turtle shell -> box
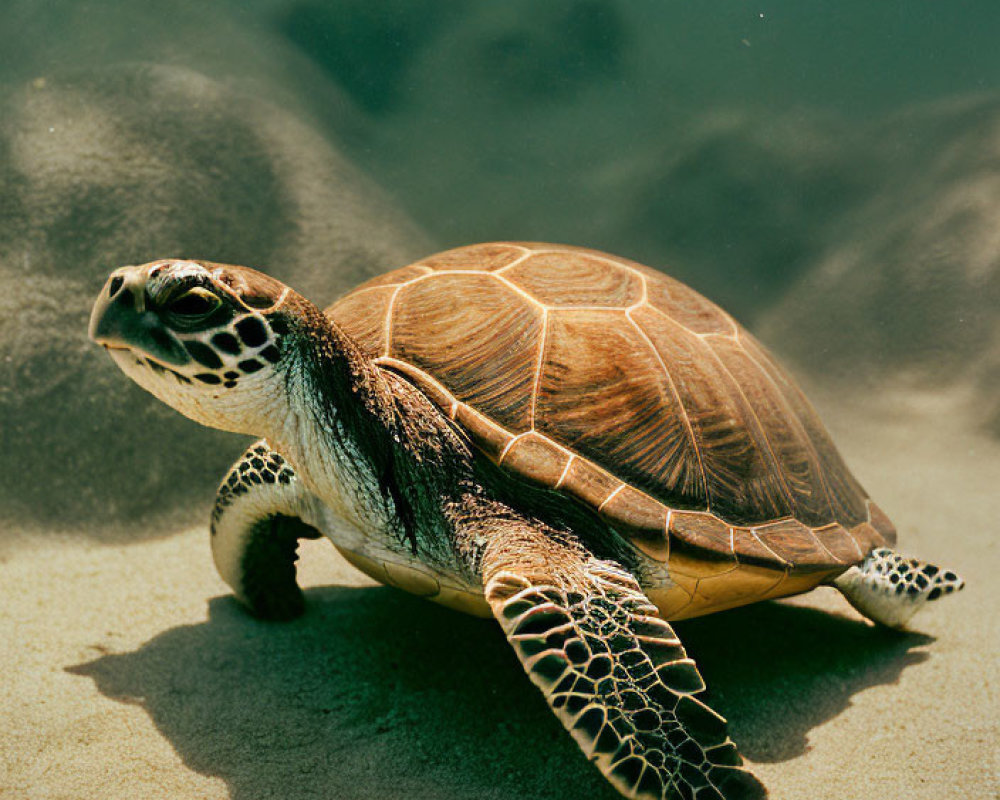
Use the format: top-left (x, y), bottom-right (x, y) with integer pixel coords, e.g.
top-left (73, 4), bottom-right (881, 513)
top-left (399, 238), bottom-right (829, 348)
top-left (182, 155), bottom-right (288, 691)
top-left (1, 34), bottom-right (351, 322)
top-left (326, 243), bottom-right (895, 572)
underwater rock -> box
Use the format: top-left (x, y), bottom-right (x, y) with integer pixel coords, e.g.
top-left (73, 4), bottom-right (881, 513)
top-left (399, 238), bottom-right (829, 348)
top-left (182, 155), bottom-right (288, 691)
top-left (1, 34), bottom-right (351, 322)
top-left (0, 64), bottom-right (428, 533)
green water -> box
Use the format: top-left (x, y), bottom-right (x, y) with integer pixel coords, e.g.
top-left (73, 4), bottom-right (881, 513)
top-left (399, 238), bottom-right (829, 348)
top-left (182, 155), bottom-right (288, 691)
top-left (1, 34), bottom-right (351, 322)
top-left (1, 1), bottom-right (997, 525)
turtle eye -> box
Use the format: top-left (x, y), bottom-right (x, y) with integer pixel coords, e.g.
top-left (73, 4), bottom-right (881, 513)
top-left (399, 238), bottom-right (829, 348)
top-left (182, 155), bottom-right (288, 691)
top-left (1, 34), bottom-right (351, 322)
top-left (167, 287), bottom-right (221, 317)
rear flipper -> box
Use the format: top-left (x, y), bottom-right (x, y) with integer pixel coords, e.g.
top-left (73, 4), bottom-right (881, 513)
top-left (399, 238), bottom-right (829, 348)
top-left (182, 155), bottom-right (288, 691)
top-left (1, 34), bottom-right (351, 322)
top-left (833, 547), bottom-right (965, 628)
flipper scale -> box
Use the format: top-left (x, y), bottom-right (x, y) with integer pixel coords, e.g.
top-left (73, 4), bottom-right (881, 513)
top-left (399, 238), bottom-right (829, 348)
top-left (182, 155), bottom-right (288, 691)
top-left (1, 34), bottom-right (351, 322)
top-left (485, 559), bottom-right (765, 800)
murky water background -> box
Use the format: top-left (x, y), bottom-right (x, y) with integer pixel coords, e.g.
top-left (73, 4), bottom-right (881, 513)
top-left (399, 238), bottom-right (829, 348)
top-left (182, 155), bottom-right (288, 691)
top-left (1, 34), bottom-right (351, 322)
top-left (1, 4), bottom-right (997, 799)
top-left (2, 1), bottom-right (998, 530)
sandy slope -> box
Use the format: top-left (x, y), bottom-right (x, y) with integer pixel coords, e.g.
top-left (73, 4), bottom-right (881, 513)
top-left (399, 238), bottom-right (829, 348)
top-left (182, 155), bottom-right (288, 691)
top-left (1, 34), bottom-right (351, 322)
top-left (3, 389), bottom-right (996, 800)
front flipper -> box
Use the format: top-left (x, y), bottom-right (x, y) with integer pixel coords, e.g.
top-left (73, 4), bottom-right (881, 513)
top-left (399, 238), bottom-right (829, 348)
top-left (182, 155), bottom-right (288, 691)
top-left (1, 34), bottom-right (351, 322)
top-left (211, 439), bottom-right (323, 620)
top-left (482, 543), bottom-right (764, 799)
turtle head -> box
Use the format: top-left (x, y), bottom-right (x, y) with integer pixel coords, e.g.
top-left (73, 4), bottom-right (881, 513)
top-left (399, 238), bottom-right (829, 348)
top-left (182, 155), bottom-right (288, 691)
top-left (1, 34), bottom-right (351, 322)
top-left (90, 259), bottom-right (307, 436)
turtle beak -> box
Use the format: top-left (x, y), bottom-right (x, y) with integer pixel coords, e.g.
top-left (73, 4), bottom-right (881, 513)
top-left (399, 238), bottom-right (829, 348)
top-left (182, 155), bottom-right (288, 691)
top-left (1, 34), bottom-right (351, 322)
top-left (89, 266), bottom-right (191, 367)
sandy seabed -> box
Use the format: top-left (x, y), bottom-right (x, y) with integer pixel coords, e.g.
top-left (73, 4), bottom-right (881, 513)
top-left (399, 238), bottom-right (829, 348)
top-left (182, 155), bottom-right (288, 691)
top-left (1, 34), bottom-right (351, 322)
top-left (2, 388), bottom-right (996, 800)
top-left (2, 3), bottom-right (998, 798)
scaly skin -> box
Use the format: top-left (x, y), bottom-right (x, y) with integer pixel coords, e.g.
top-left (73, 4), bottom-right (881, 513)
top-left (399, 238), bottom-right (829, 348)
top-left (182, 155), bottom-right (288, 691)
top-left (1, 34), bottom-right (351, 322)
top-left (834, 547), bottom-right (965, 628)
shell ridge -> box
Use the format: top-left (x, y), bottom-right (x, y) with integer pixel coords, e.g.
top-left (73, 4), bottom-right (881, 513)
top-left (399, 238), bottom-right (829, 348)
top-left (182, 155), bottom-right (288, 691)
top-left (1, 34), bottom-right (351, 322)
top-left (491, 271), bottom-right (550, 312)
top-left (390, 271), bottom-right (543, 431)
top-left (529, 309), bottom-right (550, 428)
top-left (697, 335), bottom-right (798, 517)
top-left (554, 454), bottom-right (575, 489)
top-left (498, 432), bottom-right (527, 465)
top-left (748, 529), bottom-right (789, 566)
top-left (844, 528), bottom-right (866, 560)
top-left (492, 249), bottom-right (536, 274)
top-left (382, 283), bottom-right (405, 357)
top-left (374, 357), bottom-right (460, 410)
top-left (806, 526), bottom-right (844, 564)
top-left (633, 270), bottom-right (649, 306)
top-left (597, 484), bottom-right (625, 513)
top-left (642, 278), bottom-right (741, 339)
top-left (737, 332), bottom-right (843, 522)
top-left (625, 308), bottom-right (709, 510)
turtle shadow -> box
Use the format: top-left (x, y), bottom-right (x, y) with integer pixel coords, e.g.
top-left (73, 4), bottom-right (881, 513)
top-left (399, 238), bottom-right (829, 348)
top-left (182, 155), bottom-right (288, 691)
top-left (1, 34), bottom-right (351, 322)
top-left (68, 585), bottom-right (931, 799)
top-left (675, 593), bottom-right (933, 763)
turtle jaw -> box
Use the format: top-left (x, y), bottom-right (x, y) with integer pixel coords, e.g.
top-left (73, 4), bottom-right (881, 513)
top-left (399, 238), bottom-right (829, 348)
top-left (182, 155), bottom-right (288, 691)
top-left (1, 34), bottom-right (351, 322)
top-left (90, 267), bottom-right (192, 367)
top-left (90, 260), bottom-right (300, 438)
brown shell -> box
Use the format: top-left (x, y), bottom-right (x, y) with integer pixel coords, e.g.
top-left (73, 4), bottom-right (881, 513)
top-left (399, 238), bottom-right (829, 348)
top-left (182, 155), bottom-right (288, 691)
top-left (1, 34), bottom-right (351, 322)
top-left (327, 243), bottom-right (896, 572)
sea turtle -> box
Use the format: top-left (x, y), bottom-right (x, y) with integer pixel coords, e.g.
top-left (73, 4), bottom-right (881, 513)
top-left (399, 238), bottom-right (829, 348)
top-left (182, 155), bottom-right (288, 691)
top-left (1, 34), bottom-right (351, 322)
top-left (89, 242), bottom-right (964, 800)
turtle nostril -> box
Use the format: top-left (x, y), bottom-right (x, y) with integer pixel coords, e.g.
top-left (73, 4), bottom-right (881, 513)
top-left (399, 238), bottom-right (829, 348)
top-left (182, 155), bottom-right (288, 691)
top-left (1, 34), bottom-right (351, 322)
top-left (114, 287), bottom-right (135, 307)
top-left (108, 275), bottom-right (125, 298)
